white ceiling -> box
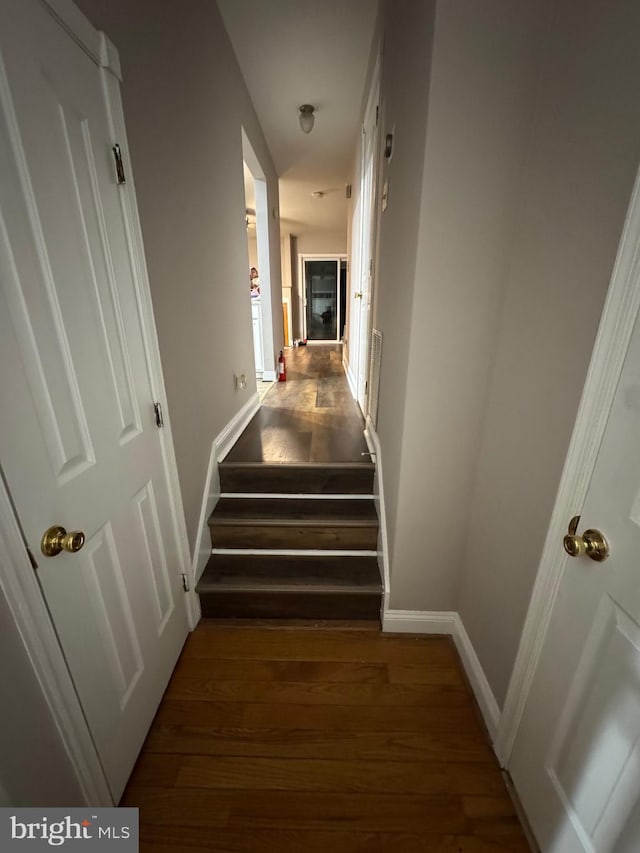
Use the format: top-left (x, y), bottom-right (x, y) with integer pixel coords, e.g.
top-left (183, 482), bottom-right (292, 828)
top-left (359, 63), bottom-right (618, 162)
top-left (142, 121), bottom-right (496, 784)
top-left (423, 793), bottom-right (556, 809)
top-left (218, 0), bottom-right (379, 241)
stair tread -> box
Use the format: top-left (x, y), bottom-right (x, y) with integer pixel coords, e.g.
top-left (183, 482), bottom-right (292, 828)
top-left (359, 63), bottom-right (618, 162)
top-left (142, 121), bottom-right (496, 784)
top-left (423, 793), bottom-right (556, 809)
top-left (218, 462), bottom-right (375, 470)
top-left (209, 497), bottom-right (378, 526)
top-left (198, 554), bottom-right (382, 594)
top-left (218, 462), bottom-right (375, 495)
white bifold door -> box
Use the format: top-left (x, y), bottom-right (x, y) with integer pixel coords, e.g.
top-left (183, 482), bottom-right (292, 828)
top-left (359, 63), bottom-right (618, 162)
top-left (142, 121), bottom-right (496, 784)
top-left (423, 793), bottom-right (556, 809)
top-left (0, 1), bottom-right (189, 801)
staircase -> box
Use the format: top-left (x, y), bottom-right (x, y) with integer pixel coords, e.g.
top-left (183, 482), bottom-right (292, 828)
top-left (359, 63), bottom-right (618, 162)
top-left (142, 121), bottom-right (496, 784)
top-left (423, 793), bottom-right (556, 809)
top-left (196, 461), bottom-right (382, 620)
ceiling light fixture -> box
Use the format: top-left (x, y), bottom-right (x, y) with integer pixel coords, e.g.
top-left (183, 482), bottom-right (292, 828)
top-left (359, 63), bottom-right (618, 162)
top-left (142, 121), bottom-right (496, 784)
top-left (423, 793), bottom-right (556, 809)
top-left (298, 104), bottom-right (315, 134)
top-left (311, 191), bottom-right (324, 198)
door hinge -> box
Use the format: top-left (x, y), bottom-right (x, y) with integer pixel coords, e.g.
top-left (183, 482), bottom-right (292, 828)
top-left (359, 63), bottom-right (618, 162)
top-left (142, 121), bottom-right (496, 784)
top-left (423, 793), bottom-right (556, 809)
top-left (181, 573), bottom-right (190, 592)
top-left (112, 143), bottom-right (126, 184)
top-left (153, 401), bottom-right (164, 428)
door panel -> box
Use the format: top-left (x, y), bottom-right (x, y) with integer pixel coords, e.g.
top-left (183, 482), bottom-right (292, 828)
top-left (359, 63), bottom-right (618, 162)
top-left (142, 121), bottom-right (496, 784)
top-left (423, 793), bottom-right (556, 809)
top-left (509, 290), bottom-right (640, 850)
top-left (0, 1), bottom-right (188, 801)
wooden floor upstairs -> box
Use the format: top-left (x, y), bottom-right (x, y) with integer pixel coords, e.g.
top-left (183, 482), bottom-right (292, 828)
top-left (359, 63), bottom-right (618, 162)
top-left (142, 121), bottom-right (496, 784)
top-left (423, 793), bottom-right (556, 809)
top-left (223, 344), bottom-right (370, 465)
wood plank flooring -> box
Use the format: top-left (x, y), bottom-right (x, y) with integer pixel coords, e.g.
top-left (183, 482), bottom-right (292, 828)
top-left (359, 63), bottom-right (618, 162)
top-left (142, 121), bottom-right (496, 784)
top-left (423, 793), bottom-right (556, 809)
top-left (122, 623), bottom-right (531, 852)
top-left (225, 345), bottom-right (369, 463)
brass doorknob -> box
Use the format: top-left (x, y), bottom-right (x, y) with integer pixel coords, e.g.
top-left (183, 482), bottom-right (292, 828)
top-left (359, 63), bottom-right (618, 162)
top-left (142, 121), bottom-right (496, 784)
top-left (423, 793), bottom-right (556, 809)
top-left (563, 516), bottom-right (609, 562)
top-left (41, 525), bottom-right (85, 557)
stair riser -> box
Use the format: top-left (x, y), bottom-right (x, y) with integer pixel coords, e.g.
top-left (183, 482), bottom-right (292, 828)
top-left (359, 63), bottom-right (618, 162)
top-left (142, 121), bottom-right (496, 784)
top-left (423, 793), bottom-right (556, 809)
top-left (219, 467), bottom-right (374, 495)
top-left (210, 525), bottom-right (378, 550)
top-left (199, 591), bottom-right (381, 620)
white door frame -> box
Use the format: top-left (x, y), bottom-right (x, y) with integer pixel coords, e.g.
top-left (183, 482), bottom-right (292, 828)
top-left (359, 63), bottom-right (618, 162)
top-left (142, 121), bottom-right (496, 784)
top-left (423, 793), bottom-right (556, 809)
top-left (242, 130), bottom-right (277, 381)
top-left (495, 163), bottom-right (640, 768)
top-left (0, 0), bottom-right (199, 805)
top-left (300, 253), bottom-right (347, 343)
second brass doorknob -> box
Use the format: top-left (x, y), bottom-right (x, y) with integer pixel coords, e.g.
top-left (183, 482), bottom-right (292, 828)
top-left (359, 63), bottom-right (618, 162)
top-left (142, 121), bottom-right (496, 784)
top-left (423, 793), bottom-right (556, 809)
top-left (41, 525), bottom-right (85, 557)
top-left (563, 516), bottom-right (609, 562)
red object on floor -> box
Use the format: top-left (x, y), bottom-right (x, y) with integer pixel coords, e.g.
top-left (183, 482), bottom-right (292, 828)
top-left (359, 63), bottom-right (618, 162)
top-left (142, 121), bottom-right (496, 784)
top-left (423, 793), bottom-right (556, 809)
top-left (278, 350), bottom-right (287, 382)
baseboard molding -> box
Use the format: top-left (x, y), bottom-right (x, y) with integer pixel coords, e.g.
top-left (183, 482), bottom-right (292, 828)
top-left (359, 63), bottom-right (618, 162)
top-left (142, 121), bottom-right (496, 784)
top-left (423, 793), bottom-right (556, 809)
top-left (345, 362), bottom-right (357, 400)
top-left (216, 392), bottom-right (260, 462)
top-left (191, 393), bottom-right (260, 585)
top-left (364, 417), bottom-right (388, 613)
top-left (191, 441), bottom-right (221, 585)
top-left (452, 614), bottom-right (501, 742)
top-left (383, 609), bottom-right (457, 634)
top-left (382, 608), bottom-right (501, 743)
top-left (262, 369), bottom-right (277, 382)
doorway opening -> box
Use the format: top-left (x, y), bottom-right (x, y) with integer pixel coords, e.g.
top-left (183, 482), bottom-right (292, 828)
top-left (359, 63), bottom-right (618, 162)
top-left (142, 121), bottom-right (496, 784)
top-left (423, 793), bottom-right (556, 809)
top-left (300, 254), bottom-right (347, 343)
top-left (242, 129), bottom-right (276, 380)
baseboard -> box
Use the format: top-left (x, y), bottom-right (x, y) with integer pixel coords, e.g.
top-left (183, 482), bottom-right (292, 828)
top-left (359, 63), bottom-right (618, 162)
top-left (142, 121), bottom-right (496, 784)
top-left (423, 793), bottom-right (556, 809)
top-left (452, 614), bottom-right (501, 742)
top-left (191, 392), bottom-right (260, 585)
top-left (364, 417), bottom-right (388, 610)
top-left (345, 362), bottom-right (357, 400)
top-left (216, 392), bottom-right (260, 462)
top-left (262, 369), bottom-right (277, 382)
top-left (382, 609), bottom-right (458, 634)
top-left (191, 441), bottom-right (221, 585)
top-left (382, 608), bottom-right (501, 743)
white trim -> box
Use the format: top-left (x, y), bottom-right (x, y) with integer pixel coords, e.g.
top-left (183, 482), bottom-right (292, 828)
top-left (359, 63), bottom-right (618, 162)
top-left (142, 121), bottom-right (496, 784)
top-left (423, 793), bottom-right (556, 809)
top-left (191, 392), bottom-right (260, 583)
top-left (364, 417), bottom-right (389, 610)
top-left (262, 369), bottom-right (277, 382)
top-left (496, 163), bottom-right (640, 767)
top-left (219, 493), bottom-right (375, 500)
top-left (382, 609), bottom-right (457, 634)
top-left (453, 614), bottom-right (501, 741)
top-left (0, 477), bottom-right (112, 806)
top-left (191, 440), bottom-right (221, 586)
top-left (382, 609), bottom-right (501, 742)
top-left (211, 548), bottom-right (379, 557)
top-left (98, 33), bottom-right (122, 81)
top-left (40, 1), bottom-right (121, 79)
top-left (100, 67), bottom-right (200, 628)
top-left (216, 392), bottom-right (260, 462)
top-left (345, 359), bottom-right (358, 401)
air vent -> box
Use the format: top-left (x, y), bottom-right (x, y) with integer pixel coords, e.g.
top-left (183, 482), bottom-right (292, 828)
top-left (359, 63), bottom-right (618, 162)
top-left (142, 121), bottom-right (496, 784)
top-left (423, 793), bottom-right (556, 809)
top-left (367, 329), bottom-right (382, 428)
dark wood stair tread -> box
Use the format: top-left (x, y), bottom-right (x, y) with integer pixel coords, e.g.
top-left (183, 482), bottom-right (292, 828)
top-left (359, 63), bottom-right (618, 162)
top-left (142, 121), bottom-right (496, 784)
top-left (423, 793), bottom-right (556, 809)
top-left (209, 498), bottom-right (378, 527)
top-left (218, 462), bottom-right (375, 494)
top-left (198, 554), bottom-right (382, 593)
top-left (197, 554), bottom-right (382, 620)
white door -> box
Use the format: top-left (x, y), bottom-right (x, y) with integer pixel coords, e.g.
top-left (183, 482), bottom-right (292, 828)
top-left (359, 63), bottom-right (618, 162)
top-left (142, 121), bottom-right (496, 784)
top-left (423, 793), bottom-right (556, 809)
top-left (0, 1), bottom-right (189, 801)
top-left (355, 98), bottom-right (376, 411)
top-left (509, 271), bottom-right (640, 845)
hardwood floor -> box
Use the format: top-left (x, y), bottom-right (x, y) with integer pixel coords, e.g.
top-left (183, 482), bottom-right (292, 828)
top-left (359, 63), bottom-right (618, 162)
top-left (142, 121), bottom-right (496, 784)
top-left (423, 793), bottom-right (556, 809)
top-left (225, 345), bottom-right (369, 464)
top-left (122, 624), bottom-right (531, 852)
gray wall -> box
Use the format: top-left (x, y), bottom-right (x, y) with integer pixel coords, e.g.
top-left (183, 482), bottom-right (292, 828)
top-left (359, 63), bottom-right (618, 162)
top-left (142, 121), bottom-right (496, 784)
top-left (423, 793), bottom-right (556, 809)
top-left (76, 0), bottom-right (282, 550)
top-left (376, 0), bottom-right (547, 599)
top-left (375, 0), bottom-right (640, 707)
top-left (457, 0), bottom-right (640, 705)
top-left (374, 0), bottom-right (436, 563)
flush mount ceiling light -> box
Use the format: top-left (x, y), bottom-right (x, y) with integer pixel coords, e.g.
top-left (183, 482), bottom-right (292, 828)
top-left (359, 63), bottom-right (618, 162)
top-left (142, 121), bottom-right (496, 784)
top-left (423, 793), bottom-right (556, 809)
top-left (298, 104), bottom-right (315, 134)
top-left (311, 191), bottom-right (324, 198)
